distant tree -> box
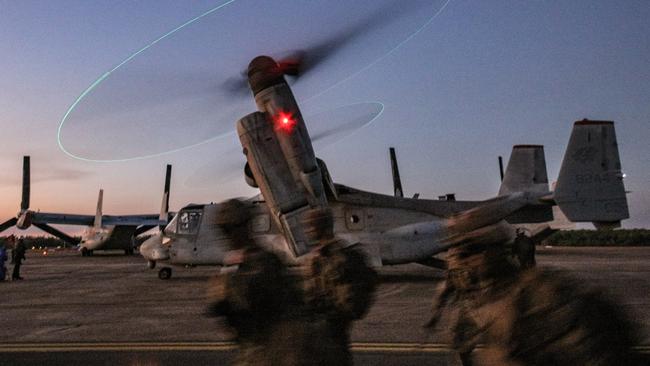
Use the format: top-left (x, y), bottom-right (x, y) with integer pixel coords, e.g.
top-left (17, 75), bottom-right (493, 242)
top-left (0, 235), bottom-right (80, 249)
top-left (545, 229), bottom-right (650, 246)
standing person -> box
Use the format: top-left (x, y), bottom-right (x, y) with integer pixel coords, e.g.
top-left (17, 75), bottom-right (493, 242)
top-left (0, 241), bottom-right (8, 281)
top-left (12, 238), bottom-right (26, 280)
top-left (512, 228), bottom-right (535, 268)
top-left (7, 235), bottom-right (16, 264)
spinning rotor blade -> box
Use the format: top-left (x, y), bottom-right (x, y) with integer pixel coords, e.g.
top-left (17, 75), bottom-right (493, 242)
top-left (0, 218), bottom-right (18, 234)
top-left (60, 1), bottom-right (445, 161)
top-left (222, 0), bottom-right (429, 94)
top-left (32, 223), bottom-right (81, 246)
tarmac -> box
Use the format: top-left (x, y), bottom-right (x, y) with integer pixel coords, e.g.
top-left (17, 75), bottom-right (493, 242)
top-left (1, 246), bottom-right (649, 365)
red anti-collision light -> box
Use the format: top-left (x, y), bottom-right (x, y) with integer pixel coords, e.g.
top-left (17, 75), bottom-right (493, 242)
top-left (274, 111), bottom-right (296, 132)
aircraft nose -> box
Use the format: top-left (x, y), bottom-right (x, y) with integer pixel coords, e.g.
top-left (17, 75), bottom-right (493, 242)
top-left (140, 233), bottom-right (169, 261)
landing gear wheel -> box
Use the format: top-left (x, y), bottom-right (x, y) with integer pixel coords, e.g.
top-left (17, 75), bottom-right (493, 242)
top-left (81, 248), bottom-right (90, 257)
top-left (148, 260), bottom-right (156, 269)
top-left (158, 267), bottom-right (172, 280)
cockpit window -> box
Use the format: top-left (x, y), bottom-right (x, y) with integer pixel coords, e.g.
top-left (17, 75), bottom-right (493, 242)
top-left (176, 210), bottom-right (203, 235)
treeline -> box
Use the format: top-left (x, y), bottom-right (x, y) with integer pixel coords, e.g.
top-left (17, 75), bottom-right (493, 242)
top-left (0, 235), bottom-right (153, 249)
top-left (0, 236), bottom-right (80, 248)
top-left (544, 229), bottom-right (650, 246)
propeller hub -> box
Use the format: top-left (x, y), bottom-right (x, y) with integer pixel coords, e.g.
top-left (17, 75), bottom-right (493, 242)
top-left (247, 56), bottom-right (287, 95)
top-left (16, 210), bottom-right (33, 230)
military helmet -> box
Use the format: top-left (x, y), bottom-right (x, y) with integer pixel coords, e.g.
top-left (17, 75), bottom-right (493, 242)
top-left (215, 198), bottom-right (252, 227)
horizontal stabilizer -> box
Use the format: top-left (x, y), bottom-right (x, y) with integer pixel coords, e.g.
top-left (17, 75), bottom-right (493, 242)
top-left (554, 120), bottom-right (629, 227)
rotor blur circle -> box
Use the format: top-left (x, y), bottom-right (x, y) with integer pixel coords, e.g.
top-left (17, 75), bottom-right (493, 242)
top-left (58, 0), bottom-right (450, 162)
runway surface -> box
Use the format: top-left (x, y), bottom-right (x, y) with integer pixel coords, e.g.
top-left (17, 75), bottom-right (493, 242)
top-left (2, 246), bottom-right (649, 365)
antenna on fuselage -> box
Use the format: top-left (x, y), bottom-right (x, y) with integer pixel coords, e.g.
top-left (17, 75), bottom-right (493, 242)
top-left (389, 147), bottom-right (404, 198)
top-left (498, 156), bottom-right (505, 182)
top-left (164, 164), bottom-right (171, 214)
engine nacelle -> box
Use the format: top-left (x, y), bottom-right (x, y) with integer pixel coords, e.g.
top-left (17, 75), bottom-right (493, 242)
top-left (16, 211), bottom-right (33, 230)
top-left (253, 83), bottom-right (327, 207)
top-left (238, 56), bottom-right (331, 257)
top-left (238, 112), bottom-right (322, 257)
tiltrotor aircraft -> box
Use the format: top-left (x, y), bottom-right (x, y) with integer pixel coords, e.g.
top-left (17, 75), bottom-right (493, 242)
top-left (140, 55), bottom-right (628, 279)
top-left (0, 157), bottom-right (172, 256)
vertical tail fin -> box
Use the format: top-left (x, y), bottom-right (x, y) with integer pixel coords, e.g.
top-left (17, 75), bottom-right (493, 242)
top-left (554, 120), bottom-right (628, 228)
top-left (94, 189), bottom-right (103, 229)
top-left (498, 145), bottom-right (549, 196)
top-left (21, 156), bottom-right (30, 211)
top-left (499, 145), bottom-right (552, 223)
top-left (389, 147), bottom-right (404, 198)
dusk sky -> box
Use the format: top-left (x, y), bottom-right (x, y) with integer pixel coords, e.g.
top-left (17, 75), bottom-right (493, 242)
top-left (1, 0), bottom-right (649, 235)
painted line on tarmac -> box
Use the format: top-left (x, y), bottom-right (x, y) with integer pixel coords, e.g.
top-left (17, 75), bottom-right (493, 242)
top-left (1, 343), bottom-right (649, 354)
top-left (1, 342), bottom-right (446, 353)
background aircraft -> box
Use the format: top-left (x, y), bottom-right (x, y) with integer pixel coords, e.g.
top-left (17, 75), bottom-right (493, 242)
top-left (140, 55), bottom-right (628, 279)
top-left (0, 157), bottom-right (172, 256)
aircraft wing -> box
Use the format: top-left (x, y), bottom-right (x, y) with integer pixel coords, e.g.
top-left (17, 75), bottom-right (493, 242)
top-left (32, 212), bottom-right (165, 227)
top-left (32, 212), bottom-right (95, 226)
top-left (97, 214), bottom-right (166, 226)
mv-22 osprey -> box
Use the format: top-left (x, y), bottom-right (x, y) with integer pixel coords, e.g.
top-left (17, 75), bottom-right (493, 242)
top-left (0, 157), bottom-right (171, 256)
top-left (141, 56), bottom-right (629, 279)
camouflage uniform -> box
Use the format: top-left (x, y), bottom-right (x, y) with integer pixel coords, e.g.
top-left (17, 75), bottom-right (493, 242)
top-left (303, 240), bottom-right (377, 364)
top-left (475, 269), bottom-right (645, 366)
top-left (208, 247), bottom-right (347, 366)
top-left (427, 224), bottom-right (644, 366)
top-left (428, 240), bottom-right (518, 366)
top-left (207, 204), bottom-right (376, 366)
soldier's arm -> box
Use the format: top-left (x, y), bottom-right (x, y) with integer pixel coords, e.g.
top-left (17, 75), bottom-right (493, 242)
top-left (425, 281), bottom-right (456, 328)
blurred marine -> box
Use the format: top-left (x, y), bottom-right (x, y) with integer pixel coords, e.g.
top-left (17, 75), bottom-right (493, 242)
top-left (426, 219), bottom-right (645, 366)
top-left (206, 201), bottom-right (376, 365)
